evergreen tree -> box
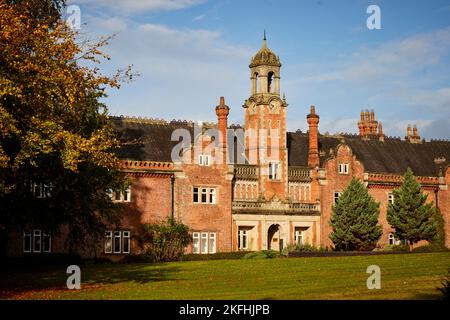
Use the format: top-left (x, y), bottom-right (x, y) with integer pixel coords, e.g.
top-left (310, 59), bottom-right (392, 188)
top-left (329, 177), bottom-right (382, 251)
top-left (387, 168), bottom-right (438, 251)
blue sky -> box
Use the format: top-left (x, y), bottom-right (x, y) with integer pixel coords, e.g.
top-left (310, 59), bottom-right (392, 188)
top-left (68, 0), bottom-right (450, 139)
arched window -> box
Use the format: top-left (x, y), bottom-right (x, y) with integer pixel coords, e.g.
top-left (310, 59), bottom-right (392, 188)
top-left (254, 72), bottom-right (259, 94)
top-left (267, 71), bottom-right (274, 93)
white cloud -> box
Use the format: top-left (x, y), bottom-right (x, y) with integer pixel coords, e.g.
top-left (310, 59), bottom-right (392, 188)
top-left (80, 17), bottom-right (254, 122)
top-left (301, 28), bottom-right (450, 85)
top-left (71, 0), bottom-right (206, 14)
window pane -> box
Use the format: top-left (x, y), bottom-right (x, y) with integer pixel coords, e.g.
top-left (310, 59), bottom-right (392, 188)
top-left (33, 230), bottom-right (41, 252)
top-left (23, 233), bottom-right (31, 253)
top-left (123, 231), bottom-right (130, 254)
top-left (201, 233), bottom-right (208, 254)
top-left (193, 233), bottom-right (199, 254)
top-left (201, 189), bottom-right (207, 203)
top-left (209, 233), bottom-right (216, 254)
top-left (123, 187), bottom-right (131, 202)
top-left (114, 231), bottom-right (121, 253)
top-left (114, 190), bottom-right (121, 201)
top-left (43, 233), bottom-right (51, 253)
top-left (193, 187), bottom-right (199, 203)
top-left (105, 231), bottom-right (112, 253)
top-left (243, 231), bottom-right (247, 249)
top-left (209, 189), bottom-right (216, 204)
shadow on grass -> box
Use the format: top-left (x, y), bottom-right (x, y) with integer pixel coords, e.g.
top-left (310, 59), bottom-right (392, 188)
top-left (0, 263), bottom-right (181, 299)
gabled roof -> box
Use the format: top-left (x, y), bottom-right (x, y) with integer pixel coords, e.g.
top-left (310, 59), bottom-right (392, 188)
top-left (287, 132), bottom-right (450, 177)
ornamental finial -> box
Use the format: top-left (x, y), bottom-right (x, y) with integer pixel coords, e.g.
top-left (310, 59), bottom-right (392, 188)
top-left (263, 29), bottom-right (267, 48)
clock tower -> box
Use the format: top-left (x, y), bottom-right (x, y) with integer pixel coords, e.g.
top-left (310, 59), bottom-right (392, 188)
top-left (243, 32), bottom-right (288, 201)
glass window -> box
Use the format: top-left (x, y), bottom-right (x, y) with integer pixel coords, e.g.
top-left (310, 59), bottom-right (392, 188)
top-left (238, 228), bottom-right (248, 250)
top-left (388, 193), bottom-right (394, 204)
top-left (23, 232), bottom-right (32, 253)
top-left (114, 231), bottom-right (121, 253)
top-left (334, 192), bottom-right (342, 204)
top-left (193, 232), bottom-right (200, 254)
top-left (339, 164), bottom-right (349, 175)
top-left (33, 229), bottom-right (41, 252)
top-left (201, 233), bottom-right (208, 254)
top-left (123, 231), bottom-right (130, 254)
top-left (114, 190), bottom-right (121, 201)
top-left (294, 229), bottom-right (303, 245)
top-left (123, 187), bottom-right (131, 202)
top-left (193, 187), bottom-right (199, 203)
top-left (209, 188), bottom-right (216, 204)
top-left (42, 232), bottom-right (51, 253)
top-left (209, 233), bottom-right (216, 254)
top-left (105, 231), bottom-right (112, 253)
top-left (269, 162), bottom-right (279, 180)
top-left (201, 188), bottom-right (208, 203)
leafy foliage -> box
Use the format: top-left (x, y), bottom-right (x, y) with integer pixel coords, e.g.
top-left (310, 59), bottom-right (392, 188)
top-left (329, 177), bottom-right (382, 251)
top-left (0, 1), bottom-right (134, 250)
top-left (139, 218), bottom-right (191, 263)
top-left (387, 168), bottom-right (438, 249)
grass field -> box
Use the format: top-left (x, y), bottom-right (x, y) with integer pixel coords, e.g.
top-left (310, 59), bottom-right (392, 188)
top-left (1, 252), bottom-right (449, 300)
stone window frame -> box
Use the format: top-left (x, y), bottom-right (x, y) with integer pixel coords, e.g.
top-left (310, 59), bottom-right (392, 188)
top-left (338, 163), bottom-right (349, 175)
top-left (104, 230), bottom-right (131, 254)
top-left (268, 161), bottom-right (281, 180)
top-left (193, 186), bottom-right (217, 205)
top-left (198, 154), bottom-right (211, 166)
top-left (192, 231), bottom-right (216, 254)
top-left (108, 186), bottom-right (132, 203)
top-left (23, 229), bottom-right (51, 253)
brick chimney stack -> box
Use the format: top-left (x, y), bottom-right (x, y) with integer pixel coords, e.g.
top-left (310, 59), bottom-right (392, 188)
top-left (307, 105), bottom-right (320, 168)
top-left (215, 96), bottom-right (230, 163)
top-left (407, 124), bottom-right (412, 138)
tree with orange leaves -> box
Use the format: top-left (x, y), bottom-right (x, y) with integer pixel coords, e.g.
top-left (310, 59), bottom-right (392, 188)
top-left (0, 0), bottom-right (135, 252)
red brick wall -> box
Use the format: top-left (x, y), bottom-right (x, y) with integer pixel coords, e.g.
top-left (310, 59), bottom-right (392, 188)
top-left (320, 144), bottom-right (365, 248)
top-left (439, 167), bottom-right (450, 248)
top-left (176, 163), bottom-right (232, 253)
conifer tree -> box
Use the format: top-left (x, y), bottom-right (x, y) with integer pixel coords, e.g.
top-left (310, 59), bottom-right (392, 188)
top-left (329, 177), bottom-right (382, 251)
top-left (387, 168), bottom-right (438, 251)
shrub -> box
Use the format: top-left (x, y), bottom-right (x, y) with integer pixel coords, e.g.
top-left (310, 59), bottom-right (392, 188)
top-left (242, 250), bottom-right (280, 259)
top-left (138, 218), bottom-right (191, 263)
top-left (181, 252), bottom-right (248, 261)
top-left (412, 244), bottom-right (449, 253)
top-left (281, 244), bottom-right (328, 256)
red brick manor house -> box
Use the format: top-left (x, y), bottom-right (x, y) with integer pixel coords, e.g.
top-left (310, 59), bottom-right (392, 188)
top-left (7, 37), bottom-right (450, 258)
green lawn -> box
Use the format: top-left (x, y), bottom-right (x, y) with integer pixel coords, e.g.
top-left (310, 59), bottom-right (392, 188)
top-left (1, 252), bottom-right (449, 300)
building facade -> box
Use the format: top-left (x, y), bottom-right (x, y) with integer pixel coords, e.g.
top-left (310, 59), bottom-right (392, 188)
top-left (6, 37), bottom-right (450, 258)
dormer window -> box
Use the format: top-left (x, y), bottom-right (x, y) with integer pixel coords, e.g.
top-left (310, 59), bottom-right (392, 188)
top-left (338, 163), bottom-right (349, 175)
top-left (199, 154), bottom-right (211, 166)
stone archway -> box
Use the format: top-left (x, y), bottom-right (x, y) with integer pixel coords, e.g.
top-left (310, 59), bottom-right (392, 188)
top-left (267, 224), bottom-right (283, 252)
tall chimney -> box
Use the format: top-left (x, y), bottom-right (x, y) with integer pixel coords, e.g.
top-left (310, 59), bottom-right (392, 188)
top-left (413, 125), bottom-right (418, 138)
top-left (307, 105), bottom-right (320, 168)
top-left (407, 124), bottom-right (412, 138)
top-left (215, 96), bottom-right (230, 164)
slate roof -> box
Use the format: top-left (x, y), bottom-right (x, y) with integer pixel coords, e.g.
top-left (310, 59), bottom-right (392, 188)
top-left (111, 117), bottom-right (195, 162)
top-left (112, 117), bottom-right (450, 177)
top-left (288, 132), bottom-right (450, 177)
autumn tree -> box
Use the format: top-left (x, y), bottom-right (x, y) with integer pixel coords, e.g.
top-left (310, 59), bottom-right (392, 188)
top-left (0, 1), bottom-right (134, 251)
top-left (387, 168), bottom-right (438, 251)
top-left (329, 177), bottom-right (382, 251)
